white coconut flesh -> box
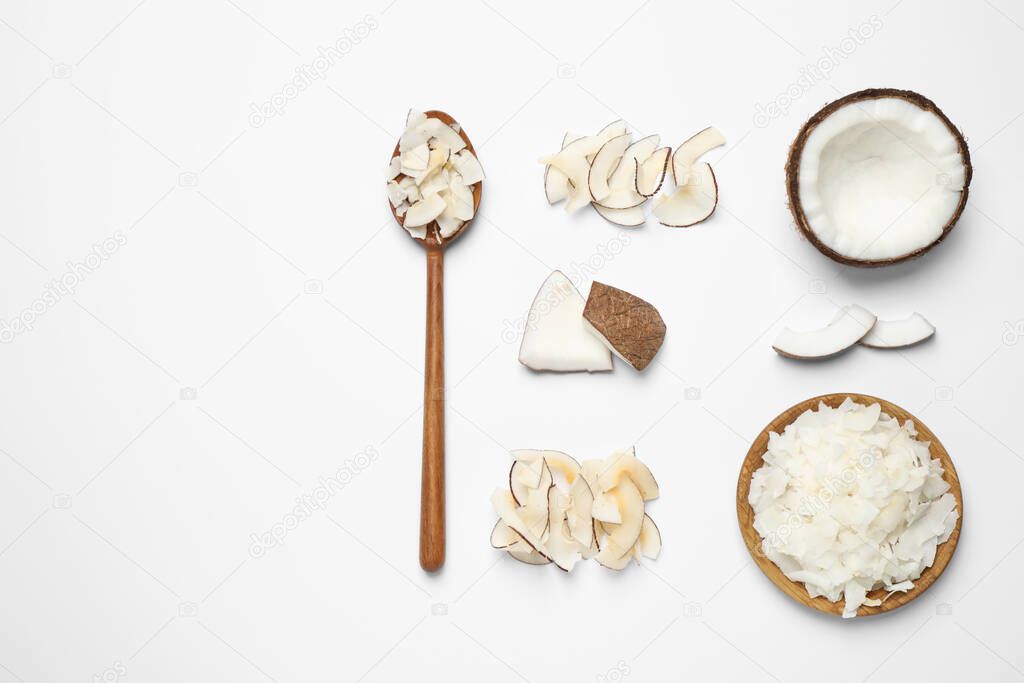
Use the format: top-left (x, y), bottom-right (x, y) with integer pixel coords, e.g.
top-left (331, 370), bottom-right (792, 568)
top-left (490, 448), bottom-right (661, 571)
top-left (859, 312), bottom-right (935, 348)
top-left (796, 97), bottom-right (967, 261)
top-left (772, 304), bottom-right (876, 359)
top-left (518, 271), bottom-right (613, 372)
top-left (748, 398), bottom-right (959, 617)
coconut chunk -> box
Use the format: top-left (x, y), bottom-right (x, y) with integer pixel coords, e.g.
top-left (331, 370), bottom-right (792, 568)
top-left (519, 271), bottom-right (614, 373)
top-left (636, 147), bottom-right (670, 197)
top-left (583, 282), bottom-right (666, 371)
top-left (653, 163), bottom-right (718, 227)
top-left (772, 305), bottom-right (877, 359)
top-left (859, 313), bottom-right (935, 349)
top-left (672, 127), bottom-right (726, 186)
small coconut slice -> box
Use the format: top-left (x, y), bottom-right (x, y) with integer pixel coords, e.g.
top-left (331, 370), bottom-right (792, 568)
top-left (545, 487), bottom-right (585, 571)
top-left (402, 193), bottom-right (446, 228)
top-left (772, 304), bottom-right (877, 359)
top-left (519, 271), bottom-right (614, 372)
top-left (672, 127), bottom-right (726, 186)
top-left (543, 132), bottom-right (583, 205)
top-left (490, 520), bottom-right (521, 549)
top-left (636, 147), bottom-right (670, 197)
top-left (588, 134), bottom-right (633, 202)
top-left (786, 89), bottom-right (971, 266)
top-left (508, 536), bottom-right (552, 565)
top-left (566, 476), bottom-right (595, 547)
top-left (597, 447), bottom-right (660, 501)
top-left (452, 149), bottom-right (484, 185)
top-left (608, 134), bottom-right (660, 193)
top-left (583, 282), bottom-right (666, 371)
top-left (859, 313), bottom-right (935, 349)
top-left (637, 514), bottom-right (662, 559)
top-left (387, 156), bottom-right (402, 181)
top-left (595, 479), bottom-right (645, 567)
top-left (653, 162), bottom-right (718, 227)
top-left (594, 203), bottom-right (646, 227)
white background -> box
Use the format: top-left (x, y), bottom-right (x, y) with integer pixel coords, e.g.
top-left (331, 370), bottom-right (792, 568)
top-left (0, 0), bottom-right (1021, 681)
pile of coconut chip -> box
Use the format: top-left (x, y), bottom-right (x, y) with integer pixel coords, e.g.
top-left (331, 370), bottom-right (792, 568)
top-left (748, 398), bottom-right (959, 617)
top-left (518, 271), bottom-right (666, 372)
top-left (491, 447), bottom-right (661, 571)
top-left (772, 306), bottom-right (935, 360)
top-left (541, 120), bottom-right (724, 227)
top-left (387, 110), bottom-right (484, 241)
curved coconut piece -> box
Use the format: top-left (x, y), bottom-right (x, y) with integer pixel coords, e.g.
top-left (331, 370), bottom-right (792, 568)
top-left (543, 132), bottom-right (584, 204)
top-left (566, 476), bottom-right (595, 547)
top-left (508, 544), bottom-right (552, 565)
top-left (596, 447), bottom-right (660, 501)
top-left (608, 134), bottom-right (660, 192)
top-left (518, 271), bottom-right (613, 373)
top-left (636, 147), bottom-right (670, 197)
top-left (583, 282), bottom-right (666, 371)
top-left (594, 479), bottom-right (645, 567)
top-left (672, 126), bottom-right (726, 186)
top-left (653, 162), bottom-right (718, 227)
top-left (490, 519), bottom-right (520, 549)
top-left (786, 89), bottom-right (972, 266)
top-left (637, 515), bottom-right (662, 559)
top-left (859, 313), bottom-right (935, 348)
top-left (594, 203), bottom-right (645, 227)
top-left (772, 305), bottom-right (877, 359)
top-left (588, 134), bottom-right (633, 202)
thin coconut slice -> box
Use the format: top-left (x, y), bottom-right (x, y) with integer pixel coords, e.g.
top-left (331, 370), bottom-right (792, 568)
top-left (545, 487), bottom-right (585, 571)
top-left (583, 282), bottom-right (666, 371)
top-left (490, 520), bottom-right (521, 549)
top-left (543, 132), bottom-right (584, 205)
top-left (859, 313), bottom-right (935, 349)
top-left (653, 162), bottom-right (718, 227)
top-left (608, 135), bottom-right (660, 193)
top-left (772, 304), bottom-right (877, 359)
top-left (595, 479), bottom-right (645, 567)
top-left (566, 476), bottom-right (595, 547)
top-left (786, 89), bottom-right (971, 266)
top-left (597, 447), bottom-right (660, 500)
top-left (588, 134), bottom-right (633, 202)
top-left (519, 271), bottom-right (614, 372)
top-left (636, 147), bottom-right (670, 197)
top-left (402, 193), bottom-right (446, 228)
top-left (672, 127), bottom-right (726, 186)
top-left (452, 150), bottom-right (484, 185)
top-left (594, 204), bottom-right (645, 227)
top-left (637, 515), bottom-right (662, 559)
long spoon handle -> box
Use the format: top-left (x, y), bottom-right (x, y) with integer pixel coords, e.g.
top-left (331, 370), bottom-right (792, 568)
top-left (420, 244), bottom-right (445, 571)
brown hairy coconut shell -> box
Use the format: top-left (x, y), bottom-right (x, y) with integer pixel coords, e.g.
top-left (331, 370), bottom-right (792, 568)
top-left (785, 88), bottom-right (972, 267)
top-left (583, 282), bottom-right (666, 371)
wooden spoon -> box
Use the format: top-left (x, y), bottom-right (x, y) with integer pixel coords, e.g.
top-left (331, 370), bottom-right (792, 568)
top-left (389, 111), bottom-right (482, 572)
top-left (736, 393), bottom-right (963, 617)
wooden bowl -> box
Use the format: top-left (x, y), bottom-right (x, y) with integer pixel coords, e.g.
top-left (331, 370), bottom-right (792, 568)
top-left (736, 393), bottom-right (963, 617)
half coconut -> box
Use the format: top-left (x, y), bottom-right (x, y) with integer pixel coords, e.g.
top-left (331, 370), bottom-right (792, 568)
top-left (786, 89), bottom-right (971, 266)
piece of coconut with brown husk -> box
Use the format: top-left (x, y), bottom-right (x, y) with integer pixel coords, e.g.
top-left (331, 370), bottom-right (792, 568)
top-left (582, 282), bottom-right (666, 371)
top-left (786, 89), bottom-right (972, 266)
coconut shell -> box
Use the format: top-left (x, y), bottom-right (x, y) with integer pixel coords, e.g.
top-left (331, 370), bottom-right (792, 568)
top-left (583, 282), bottom-right (666, 371)
top-left (785, 88), bottom-right (972, 267)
